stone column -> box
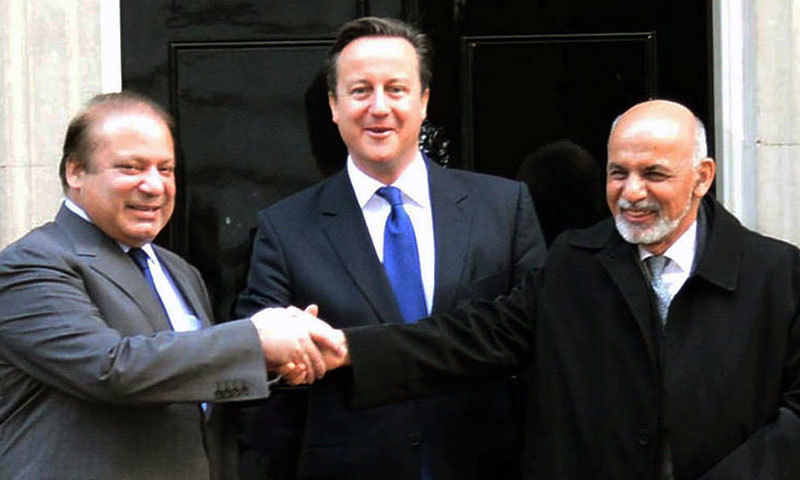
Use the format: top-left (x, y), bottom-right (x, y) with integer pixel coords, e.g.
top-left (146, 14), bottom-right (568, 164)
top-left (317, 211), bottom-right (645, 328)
top-left (716, 0), bottom-right (800, 245)
top-left (0, 0), bottom-right (118, 249)
top-left (753, 0), bottom-right (800, 244)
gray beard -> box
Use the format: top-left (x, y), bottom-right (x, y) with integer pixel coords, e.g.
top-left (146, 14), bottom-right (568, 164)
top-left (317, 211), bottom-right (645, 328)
top-left (614, 196), bottom-right (692, 245)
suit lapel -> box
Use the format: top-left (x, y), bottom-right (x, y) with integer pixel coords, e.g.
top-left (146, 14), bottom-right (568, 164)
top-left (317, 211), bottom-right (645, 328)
top-left (319, 171), bottom-right (404, 324)
top-left (428, 163), bottom-right (471, 315)
top-left (57, 206), bottom-right (172, 332)
top-left (156, 248), bottom-right (212, 328)
top-left (594, 234), bottom-right (659, 369)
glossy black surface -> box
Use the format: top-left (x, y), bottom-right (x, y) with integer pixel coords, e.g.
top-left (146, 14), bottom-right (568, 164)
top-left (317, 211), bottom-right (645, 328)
top-left (121, 0), bottom-right (712, 321)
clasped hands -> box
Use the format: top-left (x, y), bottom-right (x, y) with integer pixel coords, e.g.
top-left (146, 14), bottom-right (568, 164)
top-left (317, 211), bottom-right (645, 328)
top-left (250, 304), bottom-right (349, 385)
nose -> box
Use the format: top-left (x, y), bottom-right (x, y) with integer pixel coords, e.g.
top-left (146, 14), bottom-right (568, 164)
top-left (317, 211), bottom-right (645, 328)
top-left (621, 175), bottom-right (647, 204)
top-left (138, 166), bottom-right (165, 195)
top-left (370, 88), bottom-right (389, 115)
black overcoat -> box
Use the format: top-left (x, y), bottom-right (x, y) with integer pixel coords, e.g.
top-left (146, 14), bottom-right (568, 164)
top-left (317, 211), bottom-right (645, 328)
top-left (347, 198), bottom-right (800, 479)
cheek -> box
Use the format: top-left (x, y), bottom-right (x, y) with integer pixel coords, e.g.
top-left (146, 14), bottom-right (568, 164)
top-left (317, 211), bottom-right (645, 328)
top-left (605, 183), bottom-right (620, 205)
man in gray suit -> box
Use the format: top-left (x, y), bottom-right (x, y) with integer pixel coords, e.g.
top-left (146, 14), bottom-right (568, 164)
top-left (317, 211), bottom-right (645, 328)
top-left (0, 92), bottom-right (339, 480)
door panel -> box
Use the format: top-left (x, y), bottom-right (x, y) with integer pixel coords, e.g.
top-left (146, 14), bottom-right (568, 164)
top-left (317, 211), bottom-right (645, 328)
top-left (172, 41), bottom-right (334, 319)
top-left (461, 33), bottom-right (656, 178)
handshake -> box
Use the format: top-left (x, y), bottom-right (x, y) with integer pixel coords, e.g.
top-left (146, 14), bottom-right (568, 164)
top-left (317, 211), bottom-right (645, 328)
top-left (249, 304), bottom-right (350, 384)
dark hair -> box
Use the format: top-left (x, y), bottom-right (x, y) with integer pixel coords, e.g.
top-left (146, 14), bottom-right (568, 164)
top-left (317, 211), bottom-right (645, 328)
top-left (326, 16), bottom-right (432, 96)
top-left (59, 91), bottom-right (173, 192)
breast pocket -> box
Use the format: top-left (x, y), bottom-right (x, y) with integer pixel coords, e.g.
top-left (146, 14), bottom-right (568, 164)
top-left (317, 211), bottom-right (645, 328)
top-left (455, 269), bottom-right (511, 305)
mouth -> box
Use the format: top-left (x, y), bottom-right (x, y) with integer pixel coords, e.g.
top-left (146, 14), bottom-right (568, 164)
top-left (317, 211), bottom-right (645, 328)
top-left (620, 208), bottom-right (656, 224)
top-left (127, 204), bottom-right (161, 218)
top-left (364, 126), bottom-right (394, 138)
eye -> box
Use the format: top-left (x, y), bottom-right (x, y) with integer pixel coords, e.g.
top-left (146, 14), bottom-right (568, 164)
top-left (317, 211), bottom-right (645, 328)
top-left (607, 168), bottom-right (627, 180)
top-left (386, 85), bottom-right (408, 97)
top-left (159, 165), bottom-right (175, 175)
top-left (349, 86), bottom-right (370, 99)
top-left (117, 163), bottom-right (141, 174)
top-left (644, 171), bottom-right (669, 181)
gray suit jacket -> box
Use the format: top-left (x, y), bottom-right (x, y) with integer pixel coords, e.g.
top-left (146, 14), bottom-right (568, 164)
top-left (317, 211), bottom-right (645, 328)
top-left (0, 206), bottom-right (270, 480)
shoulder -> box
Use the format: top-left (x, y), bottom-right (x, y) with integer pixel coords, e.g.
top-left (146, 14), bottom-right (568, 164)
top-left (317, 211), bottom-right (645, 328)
top-left (708, 199), bottom-right (800, 267)
top-left (257, 172), bottom-right (344, 221)
top-left (434, 165), bottom-right (525, 194)
top-left (0, 221), bottom-right (72, 268)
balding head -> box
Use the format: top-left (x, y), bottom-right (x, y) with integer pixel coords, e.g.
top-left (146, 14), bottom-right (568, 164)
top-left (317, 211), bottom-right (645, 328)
top-left (59, 92), bottom-right (173, 193)
top-left (606, 100), bottom-right (715, 254)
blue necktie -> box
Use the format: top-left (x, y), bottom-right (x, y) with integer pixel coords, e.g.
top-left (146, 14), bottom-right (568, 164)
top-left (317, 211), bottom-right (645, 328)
top-left (376, 186), bottom-right (427, 323)
top-left (128, 247), bottom-right (169, 319)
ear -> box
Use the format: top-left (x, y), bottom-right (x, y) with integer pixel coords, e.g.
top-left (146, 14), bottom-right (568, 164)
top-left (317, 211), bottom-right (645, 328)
top-left (65, 155), bottom-right (85, 191)
top-left (328, 92), bottom-right (339, 124)
top-left (420, 88), bottom-right (430, 121)
top-left (693, 157), bottom-right (716, 197)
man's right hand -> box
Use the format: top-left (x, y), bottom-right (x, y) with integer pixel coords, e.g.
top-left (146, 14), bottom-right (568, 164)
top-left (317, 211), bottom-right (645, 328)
top-left (249, 306), bottom-right (345, 383)
top-left (274, 305), bottom-right (350, 385)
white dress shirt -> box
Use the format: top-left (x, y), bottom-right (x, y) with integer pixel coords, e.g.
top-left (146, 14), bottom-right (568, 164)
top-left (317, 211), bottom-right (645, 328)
top-left (346, 153), bottom-right (435, 314)
top-left (638, 219), bottom-right (698, 304)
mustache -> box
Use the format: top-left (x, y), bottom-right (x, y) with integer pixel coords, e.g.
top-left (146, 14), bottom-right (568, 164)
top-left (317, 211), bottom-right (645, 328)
top-left (617, 198), bottom-right (661, 212)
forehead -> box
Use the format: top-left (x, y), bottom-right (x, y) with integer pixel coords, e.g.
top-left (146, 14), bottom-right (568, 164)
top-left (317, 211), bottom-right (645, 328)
top-left (336, 36), bottom-right (419, 80)
top-left (92, 111), bottom-right (173, 151)
top-left (608, 116), bottom-right (693, 166)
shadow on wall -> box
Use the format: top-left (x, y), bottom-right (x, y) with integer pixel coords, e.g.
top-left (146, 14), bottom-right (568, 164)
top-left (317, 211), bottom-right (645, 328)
top-left (517, 139), bottom-right (608, 246)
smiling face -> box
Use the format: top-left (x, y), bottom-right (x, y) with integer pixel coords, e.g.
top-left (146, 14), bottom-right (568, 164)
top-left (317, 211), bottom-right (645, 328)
top-left (328, 36), bottom-right (429, 184)
top-left (66, 110), bottom-right (176, 247)
top-left (606, 101), bottom-right (715, 254)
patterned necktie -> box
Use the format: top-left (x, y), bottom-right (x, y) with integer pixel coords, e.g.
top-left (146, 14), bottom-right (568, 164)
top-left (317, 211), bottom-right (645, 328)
top-left (376, 186), bottom-right (427, 323)
top-left (645, 255), bottom-right (671, 325)
top-left (128, 247), bottom-right (170, 319)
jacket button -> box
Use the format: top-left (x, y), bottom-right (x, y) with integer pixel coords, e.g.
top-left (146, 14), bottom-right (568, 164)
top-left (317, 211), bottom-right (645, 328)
top-left (407, 433), bottom-right (421, 447)
top-left (638, 429), bottom-right (650, 446)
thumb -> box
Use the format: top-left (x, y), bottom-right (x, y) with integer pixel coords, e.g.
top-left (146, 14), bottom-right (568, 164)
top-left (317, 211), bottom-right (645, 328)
top-left (309, 325), bottom-right (346, 357)
top-left (304, 304), bottom-right (319, 318)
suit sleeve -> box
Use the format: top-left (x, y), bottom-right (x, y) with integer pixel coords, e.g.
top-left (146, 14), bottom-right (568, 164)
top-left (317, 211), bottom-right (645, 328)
top-left (0, 236), bottom-right (270, 406)
top-left (511, 181), bottom-right (547, 284)
top-left (235, 211), bottom-right (292, 318)
top-left (345, 272), bottom-right (537, 408)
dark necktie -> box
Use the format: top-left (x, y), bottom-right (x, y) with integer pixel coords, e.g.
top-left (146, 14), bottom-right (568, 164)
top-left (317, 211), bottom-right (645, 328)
top-left (128, 247), bottom-right (169, 319)
top-left (376, 186), bottom-right (427, 323)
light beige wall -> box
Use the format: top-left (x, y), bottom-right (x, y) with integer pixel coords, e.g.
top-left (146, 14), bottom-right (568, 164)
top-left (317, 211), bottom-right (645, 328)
top-left (0, 0), bottom-right (104, 249)
top-left (716, 0), bottom-right (800, 246)
top-left (753, 0), bottom-right (800, 244)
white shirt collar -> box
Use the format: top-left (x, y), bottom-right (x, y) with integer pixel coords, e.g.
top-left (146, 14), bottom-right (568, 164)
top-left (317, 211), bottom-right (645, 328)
top-left (346, 151), bottom-right (430, 207)
top-left (638, 219), bottom-right (698, 274)
top-left (63, 199), bottom-right (157, 258)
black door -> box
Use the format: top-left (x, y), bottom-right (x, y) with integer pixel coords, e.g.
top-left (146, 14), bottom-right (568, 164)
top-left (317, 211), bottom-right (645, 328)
top-left (122, 0), bottom-right (712, 321)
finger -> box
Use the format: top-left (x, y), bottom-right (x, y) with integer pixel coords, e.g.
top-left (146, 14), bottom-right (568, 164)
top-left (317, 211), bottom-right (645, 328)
top-left (299, 334), bottom-right (327, 380)
top-left (294, 344), bottom-right (318, 383)
top-left (279, 363), bottom-right (309, 385)
top-left (304, 304), bottom-right (319, 317)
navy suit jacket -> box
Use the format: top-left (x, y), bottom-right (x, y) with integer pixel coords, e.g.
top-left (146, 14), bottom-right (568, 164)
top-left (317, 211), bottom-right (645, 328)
top-left (236, 161), bottom-right (546, 479)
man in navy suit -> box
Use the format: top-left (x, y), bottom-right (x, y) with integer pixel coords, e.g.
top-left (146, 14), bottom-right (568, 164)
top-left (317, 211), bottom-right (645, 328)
top-left (236, 16), bottom-right (547, 480)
